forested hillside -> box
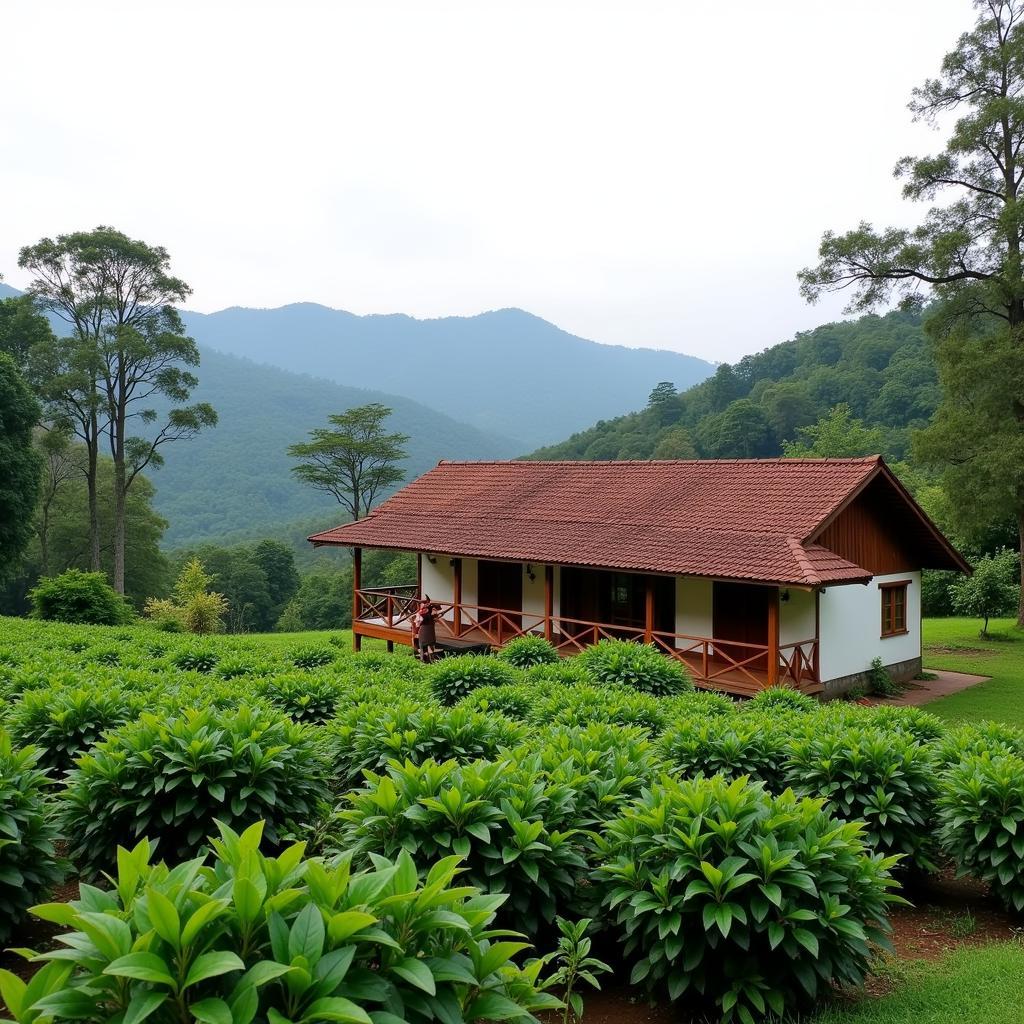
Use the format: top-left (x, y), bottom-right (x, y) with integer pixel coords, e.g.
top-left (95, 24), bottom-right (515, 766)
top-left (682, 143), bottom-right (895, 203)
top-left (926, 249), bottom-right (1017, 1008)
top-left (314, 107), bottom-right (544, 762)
top-left (531, 310), bottom-right (935, 461)
top-left (152, 347), bottom-right (522, 547)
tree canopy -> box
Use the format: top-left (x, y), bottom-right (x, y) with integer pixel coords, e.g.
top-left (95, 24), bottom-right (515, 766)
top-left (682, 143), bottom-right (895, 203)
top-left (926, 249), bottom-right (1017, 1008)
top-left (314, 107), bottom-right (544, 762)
top-left (0, 354), bottom-right (42, 581)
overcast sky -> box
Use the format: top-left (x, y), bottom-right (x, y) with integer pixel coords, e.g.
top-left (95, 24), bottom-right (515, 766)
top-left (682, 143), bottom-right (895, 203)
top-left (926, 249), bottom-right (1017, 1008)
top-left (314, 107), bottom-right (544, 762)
top-left (1, 0), bottom-right (973, 362)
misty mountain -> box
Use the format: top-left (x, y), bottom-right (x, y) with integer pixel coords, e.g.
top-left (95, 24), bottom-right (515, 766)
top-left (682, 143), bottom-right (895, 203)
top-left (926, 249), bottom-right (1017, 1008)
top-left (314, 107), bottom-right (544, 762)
top-left (179, 304), bottom-right (715, 448)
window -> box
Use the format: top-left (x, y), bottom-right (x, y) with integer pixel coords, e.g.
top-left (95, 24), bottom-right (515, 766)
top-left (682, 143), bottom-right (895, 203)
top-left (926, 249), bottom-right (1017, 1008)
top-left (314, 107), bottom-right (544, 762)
top-left (880, 581), bottom-right (909, 637)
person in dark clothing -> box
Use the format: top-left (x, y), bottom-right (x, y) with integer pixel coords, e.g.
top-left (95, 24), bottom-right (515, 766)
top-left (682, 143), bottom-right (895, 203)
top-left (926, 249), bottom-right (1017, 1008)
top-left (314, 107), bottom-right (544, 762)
top-left (416, 595), bottom-right (440, 661)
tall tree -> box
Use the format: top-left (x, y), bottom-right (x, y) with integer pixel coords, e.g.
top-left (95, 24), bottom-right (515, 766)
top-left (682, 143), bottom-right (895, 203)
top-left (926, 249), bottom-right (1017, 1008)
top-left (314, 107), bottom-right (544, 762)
top-left (799, 0), bottom-right (1024, 620)
top-left (19, 227), bottom-right (217, 593)
top-left (34, 428), bottom-right (82, 578)
top-left (781, 405), bottom-right (889, 459)
top-left (0, 354), bottom-right (42, 580)
top-left (288, 403), bottom-right (409, 520)
top-left (0, 295), bottom-right (55, 370)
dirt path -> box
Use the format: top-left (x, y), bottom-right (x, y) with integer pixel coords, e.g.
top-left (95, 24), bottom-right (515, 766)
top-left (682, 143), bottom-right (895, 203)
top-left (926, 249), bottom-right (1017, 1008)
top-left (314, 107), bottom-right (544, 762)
top-left (874, 669), bottom-right (991, 707)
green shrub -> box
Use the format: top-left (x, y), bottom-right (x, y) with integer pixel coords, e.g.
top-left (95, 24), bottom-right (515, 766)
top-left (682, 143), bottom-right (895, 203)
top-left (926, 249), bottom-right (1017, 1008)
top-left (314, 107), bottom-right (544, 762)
top-left (1, 821), bottom-right (558, 1024)
top-left (340, 757), bottom-right (589, 933)
top-left (7, 686), bottom-right (143, 775)
top-left (938, 752), bottom-right (1024, 912)
top-left (29, 569), bottom-right (133, 626)
top-left (784, 725), bottom-right (939, 871)
top-left (61, 705), bottom-right (328, 877)
top-left (260, 672), bottom-right (347, 725)
top-left (499, 635), bottom-right (560, 667)
top-left (531, 684), bottom-right (670, 734)
top-left (328, 703), bottom-right (525, 787)
top-left (666, 690), bottom-right (736, 718)
top-left (527, 724), bottom-right (664, 829)
top-left (658, 713), bottom-right (790, 791)
top-left (461, 682), bottom-right (545, 721)
top-left (933, 721), bottom-right (1024, 769)
top-left (527, 660), bottom-right (594, 687)
top-left (595, 775), bottom-right (901, 1023)
top-left (429, 654), bottom-right (522, 705)
top-left (745, 687), bottom-right (818, 714)
top-left (289, 644), bottom-right (336, 669)
top-left (576, 639), bottom-right (692, 696)
top-left (0, 731), bottom-right (63, 944)
top-left (172, 648), bottom-right (220, 673)
top-left (868, 657), bottom-right (899, 697)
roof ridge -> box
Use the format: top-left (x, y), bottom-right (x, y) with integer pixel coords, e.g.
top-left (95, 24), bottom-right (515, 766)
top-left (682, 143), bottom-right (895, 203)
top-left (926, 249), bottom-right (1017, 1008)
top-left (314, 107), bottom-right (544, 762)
top-left (335, 509), bottom-right (818, 537)
top-left (435, 456), bottom-right (883, 466)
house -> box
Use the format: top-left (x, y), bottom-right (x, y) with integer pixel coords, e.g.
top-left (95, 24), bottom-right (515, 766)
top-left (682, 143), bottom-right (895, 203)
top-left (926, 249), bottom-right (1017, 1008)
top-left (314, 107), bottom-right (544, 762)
top-left (308, 457), bottom-right (969, 697)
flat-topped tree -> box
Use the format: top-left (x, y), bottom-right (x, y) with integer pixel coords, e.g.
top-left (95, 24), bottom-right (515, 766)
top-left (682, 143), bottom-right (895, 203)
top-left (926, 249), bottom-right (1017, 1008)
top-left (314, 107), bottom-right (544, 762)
top-left (19, 227), bottom-right (217, 594)
top-left (289, 402), bottom-right (409, 521)
top-left (800, 0), bottom-right (1024, 622)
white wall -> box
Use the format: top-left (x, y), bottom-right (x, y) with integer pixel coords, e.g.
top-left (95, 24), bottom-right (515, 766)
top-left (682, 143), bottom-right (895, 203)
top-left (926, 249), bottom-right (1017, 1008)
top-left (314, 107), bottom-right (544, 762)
top-left (779, 588), bottom-right (816, 646)
top-left (675, 577), bottom-right (713, 640)
top-left (818, 571), bottom-right (921, 683)
top-left (420, 555), bottom-right (454, 621)
top-left (522, 563), bottom-right (546, 621)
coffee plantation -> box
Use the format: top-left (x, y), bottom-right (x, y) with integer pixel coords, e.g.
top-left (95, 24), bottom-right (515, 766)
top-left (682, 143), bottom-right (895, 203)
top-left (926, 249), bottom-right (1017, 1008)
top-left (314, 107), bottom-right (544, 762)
top-left (2, 615), bottom-right (1024, 1023)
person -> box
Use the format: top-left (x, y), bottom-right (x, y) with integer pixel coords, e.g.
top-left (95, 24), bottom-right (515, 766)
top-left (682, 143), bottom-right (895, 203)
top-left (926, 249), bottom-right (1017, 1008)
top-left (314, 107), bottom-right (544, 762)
top-left (416, 595), bottom-right (440, 662)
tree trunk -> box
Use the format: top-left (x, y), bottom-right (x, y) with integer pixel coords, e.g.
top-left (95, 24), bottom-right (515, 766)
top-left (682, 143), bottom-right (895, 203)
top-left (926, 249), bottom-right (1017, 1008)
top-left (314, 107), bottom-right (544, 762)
top-left (1018, 509), bottom-right (1024, 627)
top-left (112, 373), bottom-right (127, 595)
top-left (86, 430), bottom-right (101, 572)
top-left (113, 454), bottom-right (126, 594)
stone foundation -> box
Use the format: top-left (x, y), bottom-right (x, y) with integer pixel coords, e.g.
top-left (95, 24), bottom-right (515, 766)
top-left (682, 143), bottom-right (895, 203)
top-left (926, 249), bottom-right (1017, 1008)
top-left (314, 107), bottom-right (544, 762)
top-left (821, 656), bottom-right (922, 699)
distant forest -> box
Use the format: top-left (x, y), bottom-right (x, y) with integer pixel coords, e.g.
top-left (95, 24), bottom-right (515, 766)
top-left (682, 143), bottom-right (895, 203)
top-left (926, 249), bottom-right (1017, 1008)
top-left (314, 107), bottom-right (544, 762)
top-left (531, 310), bottom-right (935, 463)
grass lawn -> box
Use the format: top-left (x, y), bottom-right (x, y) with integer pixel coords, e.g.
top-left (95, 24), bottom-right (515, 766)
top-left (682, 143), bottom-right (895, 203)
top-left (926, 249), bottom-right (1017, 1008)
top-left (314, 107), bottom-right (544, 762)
top-left (809, 943), bottom-right (1024, 1023)
top-left (922, 617), bottom-right (1024, 726)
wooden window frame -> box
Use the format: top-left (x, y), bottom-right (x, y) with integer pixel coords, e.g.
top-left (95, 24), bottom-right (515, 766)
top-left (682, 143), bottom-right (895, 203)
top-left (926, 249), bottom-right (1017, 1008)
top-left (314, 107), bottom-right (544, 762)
top-left (878, 580), bottom-right (910, 638)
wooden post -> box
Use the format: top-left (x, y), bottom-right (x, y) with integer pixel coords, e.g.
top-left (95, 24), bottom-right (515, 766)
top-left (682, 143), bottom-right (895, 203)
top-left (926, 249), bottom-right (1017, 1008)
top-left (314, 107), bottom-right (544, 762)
top-left (352, 547), bottom-right (362, 652)
top-left (453, 558), bottom-right (462, 637)
top-left (544, 565), bottom-right (554, 643)
top-left (644, 576), bottom-right (655, 644)
top-left (766, 587), bottom-right (780, 686)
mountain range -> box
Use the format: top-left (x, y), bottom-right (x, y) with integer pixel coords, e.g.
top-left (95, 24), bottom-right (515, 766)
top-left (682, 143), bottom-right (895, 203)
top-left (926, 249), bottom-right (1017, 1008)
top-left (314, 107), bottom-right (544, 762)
top-left (178, 303), bottom-right (714, 448)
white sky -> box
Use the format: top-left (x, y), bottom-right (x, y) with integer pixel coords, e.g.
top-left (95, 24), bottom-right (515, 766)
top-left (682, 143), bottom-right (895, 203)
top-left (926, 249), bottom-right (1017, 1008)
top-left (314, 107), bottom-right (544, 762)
top-left (0, 0), bottom-right (972, 362)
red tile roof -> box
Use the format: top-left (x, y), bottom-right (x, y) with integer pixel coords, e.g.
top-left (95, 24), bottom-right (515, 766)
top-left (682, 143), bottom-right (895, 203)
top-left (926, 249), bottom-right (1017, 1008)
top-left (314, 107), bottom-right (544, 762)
top-left (308, 458), bottom-right (962, 585)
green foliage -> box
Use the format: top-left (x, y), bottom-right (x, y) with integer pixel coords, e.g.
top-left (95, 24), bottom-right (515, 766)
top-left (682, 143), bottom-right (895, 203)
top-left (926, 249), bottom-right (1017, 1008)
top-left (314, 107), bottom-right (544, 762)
top-left (0, 730), bottom-right (62, 944)
top-left (30, 569), bottom-right (133, 625)
top-left (938, 752), bottom-right (1024, 913)
top-left (595, 775), bottom-right (902, 1023)
top-left (868, 656), bottom-right (899, 697)
top-left (260, 673), bottom-right (347, 725)
top-left (289, 644), bottom-right (336, 670)
top-left (0, 353), bottom-right (41, 582)
top-left (782, 404), bottom-right (888, 458)
top-left (0, 823), bottom-right (559, 1024)
top-left (61, 706), bottom-right (328, 877)
top-left (531, 309), bottom-right (930, 464)
top-left (498, 635), bottom-right (560, 667)
top-left (539, 918), bottom-right (612, 1024)
top-left (149, 558), bottom-right (229, 634)
top-left (530, 684), bottom-right (670, 734)
top-left (576, 639), bottom-right (692, 697)
top-left (6, 686), bottom-right (142, 775)
top-left (328, 703), bottom-right (525, 787)
top-left (172, 648), bottom-right (220, 673)
top-left (340, 757), bottom-right (590, 933)
top-left (429, 654), bottom-right (522, 706)
top-left (745, 687), bottom-right (817, 715)
top-left (658, 714), bottom-right (790, 791)
top-left (784, 725), bottom-right (939, 870)
top-left (950, 549), bottom-right (1020, 637)
top-left (289, 402), bottom-right (409, 521)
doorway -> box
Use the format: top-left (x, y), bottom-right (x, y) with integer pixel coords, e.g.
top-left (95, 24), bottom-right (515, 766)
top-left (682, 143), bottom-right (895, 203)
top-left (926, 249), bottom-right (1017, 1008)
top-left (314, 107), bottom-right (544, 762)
top-left (712, 582), bottom-right (772, 671)
top-left (476, 560), bottom-right (523, 636)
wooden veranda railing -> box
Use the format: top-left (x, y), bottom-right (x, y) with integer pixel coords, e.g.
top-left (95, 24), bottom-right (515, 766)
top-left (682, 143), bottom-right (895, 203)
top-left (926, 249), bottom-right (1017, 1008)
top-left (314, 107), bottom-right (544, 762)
top-left (352, 586), bottom-right (820, 694)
